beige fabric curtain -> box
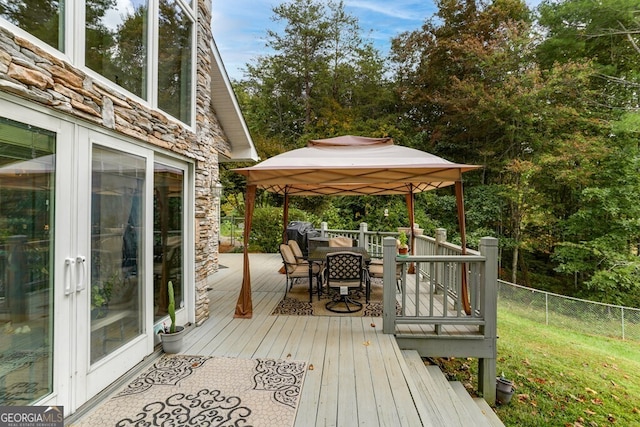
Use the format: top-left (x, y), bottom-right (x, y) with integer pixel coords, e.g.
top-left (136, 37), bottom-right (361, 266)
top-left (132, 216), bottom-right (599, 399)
top-left (234, 184), bottom-right (256, 318)
top-left (456, 181), bottom-right (471, 315)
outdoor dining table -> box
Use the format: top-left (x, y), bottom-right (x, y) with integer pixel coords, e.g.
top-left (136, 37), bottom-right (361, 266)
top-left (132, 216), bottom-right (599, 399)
top-left (306, 246), bottom-right (371, 303)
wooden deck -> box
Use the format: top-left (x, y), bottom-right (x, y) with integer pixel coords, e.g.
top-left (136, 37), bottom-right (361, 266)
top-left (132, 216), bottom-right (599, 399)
top-left (69, 253), bottom-right (504, 426)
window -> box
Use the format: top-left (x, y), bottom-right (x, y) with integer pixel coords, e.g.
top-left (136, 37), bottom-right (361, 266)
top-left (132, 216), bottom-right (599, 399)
top-left (90, 146), bottom-right (145, 363)
top-left (157, 0), bottom-right (193, 124)
top-left (1, 1), bottom-right (195, 126)
top-left (85, 0), bottom-right (149, 99)
top-left (153, 162), bottom-right (184, 322)
top-left (0, 0), bottom-right (64, 50)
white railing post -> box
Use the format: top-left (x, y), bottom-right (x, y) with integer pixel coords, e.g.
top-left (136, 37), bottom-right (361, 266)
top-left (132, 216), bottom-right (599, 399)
top-left (435, 228), bottom-right (447, 255)
top-left (383, 236), bottom-right (397, 334)
top-left (320, 222), bottom-right (328, 237)
top-left (478, 236), bottom-right (498, 404)
top-left (359, 222), bottom-right (368, 248)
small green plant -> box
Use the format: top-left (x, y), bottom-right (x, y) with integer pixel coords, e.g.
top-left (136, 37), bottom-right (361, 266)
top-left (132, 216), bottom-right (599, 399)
top-left (167, 280), bottom-right (176, 333)
top-left (398, 231), bottom-right (408, 248)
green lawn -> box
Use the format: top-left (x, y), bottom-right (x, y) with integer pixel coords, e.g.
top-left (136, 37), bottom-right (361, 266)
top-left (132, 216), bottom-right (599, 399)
top-left (437, 308), bottom-right (640, 426)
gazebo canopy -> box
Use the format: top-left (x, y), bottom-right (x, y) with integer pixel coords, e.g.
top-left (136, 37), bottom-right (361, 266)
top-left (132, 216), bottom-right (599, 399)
top-left (231, 135), bottom-right (480, 318)
top-left (233, 135), bottom-right (479, 196)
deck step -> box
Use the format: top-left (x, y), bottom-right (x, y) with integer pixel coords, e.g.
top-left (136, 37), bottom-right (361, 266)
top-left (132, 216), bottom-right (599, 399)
top-left (402, 350), bottom-right (499, 427)
top-left (472, 396), bottom-right (506, 427)
top-left (449, 382), bottom-right (505, 427)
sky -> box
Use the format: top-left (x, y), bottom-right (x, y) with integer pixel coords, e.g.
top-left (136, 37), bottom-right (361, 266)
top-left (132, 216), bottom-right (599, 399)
top-left (211, 0), bottom-right (439, 81)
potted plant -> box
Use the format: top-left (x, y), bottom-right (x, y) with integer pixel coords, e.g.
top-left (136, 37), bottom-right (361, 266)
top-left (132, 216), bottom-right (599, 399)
top-left (158, 281), bottom-right (185, 353)
top-left (397, 231), bottom-right (409, 255)
top-left (496, 373), bottom-right (515, 405)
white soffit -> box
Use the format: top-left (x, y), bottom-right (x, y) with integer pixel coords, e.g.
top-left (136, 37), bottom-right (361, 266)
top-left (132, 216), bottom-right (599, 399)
top-left (210, 39), bottom-right (258, 162)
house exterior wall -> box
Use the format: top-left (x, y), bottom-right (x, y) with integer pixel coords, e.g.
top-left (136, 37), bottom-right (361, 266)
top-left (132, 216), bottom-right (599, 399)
top-left (0, 0), bottom-right (228, 325)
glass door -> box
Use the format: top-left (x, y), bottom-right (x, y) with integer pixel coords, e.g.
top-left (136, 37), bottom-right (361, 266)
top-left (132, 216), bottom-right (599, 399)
top-left (0, 117), bottom-right (56, 406)
top-left (0, 102), bottom-right (190, 415)
top-left (89, 146), bottom-right (145, 364)
top-left (77, 132), bottom-right (153, 403)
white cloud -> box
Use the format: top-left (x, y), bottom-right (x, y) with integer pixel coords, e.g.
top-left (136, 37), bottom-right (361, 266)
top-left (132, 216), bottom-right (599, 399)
top-left (346, 0), bottom-right (430, 21)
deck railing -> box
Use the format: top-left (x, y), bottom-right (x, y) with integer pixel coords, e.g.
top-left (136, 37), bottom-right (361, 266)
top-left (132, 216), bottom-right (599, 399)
top-left (380, 235), bottom-right (498, 333)
top-left (320, 223), bottom-right (499, 403)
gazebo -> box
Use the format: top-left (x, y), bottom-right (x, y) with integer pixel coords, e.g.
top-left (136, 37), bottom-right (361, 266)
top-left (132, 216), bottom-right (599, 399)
top-left (232, 135), bottom-right (480, 318)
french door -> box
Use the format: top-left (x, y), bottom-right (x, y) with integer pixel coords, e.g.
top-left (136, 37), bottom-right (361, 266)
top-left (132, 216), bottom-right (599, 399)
top-left (73, 131), bottom-right (153, 407)
top-left (0, 100), bottom-right (190, 415)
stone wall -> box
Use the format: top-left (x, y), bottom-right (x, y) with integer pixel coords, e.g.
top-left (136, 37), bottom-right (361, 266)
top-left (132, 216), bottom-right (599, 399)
top-left (0, 0), bottom-right (229, 325)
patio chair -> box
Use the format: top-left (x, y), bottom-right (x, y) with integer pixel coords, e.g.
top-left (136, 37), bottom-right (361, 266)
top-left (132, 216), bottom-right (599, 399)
top-left (328, 236), bottom-right (354, 247)
top-left (290, 239), bottom-right (325, 285)
top-left (367, 260), bottom-right (402, 292)
top-left (324, 251), bottom-right (368, 313)
top-left (288, 240), bottom-right (306, 261)
top-left (279, 243), bottom-right (320, 294)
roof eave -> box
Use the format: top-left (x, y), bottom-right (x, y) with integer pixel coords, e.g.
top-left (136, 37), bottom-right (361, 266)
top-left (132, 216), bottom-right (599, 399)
top-left (210, 39), bottom-right (259, 162)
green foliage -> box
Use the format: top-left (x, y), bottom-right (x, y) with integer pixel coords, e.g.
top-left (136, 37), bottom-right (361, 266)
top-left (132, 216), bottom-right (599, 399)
top-left (397, 231), bottom-right (408, 248)
top-left (440, 307), bottom-right (640, 425)
top-left (167, 280), bottom-right (176, 333)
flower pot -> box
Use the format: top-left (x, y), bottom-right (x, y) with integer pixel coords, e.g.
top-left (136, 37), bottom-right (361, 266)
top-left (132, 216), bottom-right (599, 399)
top-left (496, 387), bottom-right (514, 405)
top-left (496, 377), bottom-right (514, 405)
top-left (159, 325), bottom-right (185, 353)
top-left (398, 247), bottom-right (409, 255)
top-left (496, 377), bottom-right (513, 392)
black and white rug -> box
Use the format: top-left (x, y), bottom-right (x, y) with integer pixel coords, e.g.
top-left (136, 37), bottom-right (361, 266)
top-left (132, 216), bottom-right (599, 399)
top-left (77, 354), bottom-right (307, 426)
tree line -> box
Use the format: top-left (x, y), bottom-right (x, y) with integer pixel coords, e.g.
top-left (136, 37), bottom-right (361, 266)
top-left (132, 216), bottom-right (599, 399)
top-left (221, 0), bottom-right (640, 308)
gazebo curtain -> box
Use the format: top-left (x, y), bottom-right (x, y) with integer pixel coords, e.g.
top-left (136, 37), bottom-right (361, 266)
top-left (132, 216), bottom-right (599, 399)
top-left (234, 184), bottom-right (256, 318)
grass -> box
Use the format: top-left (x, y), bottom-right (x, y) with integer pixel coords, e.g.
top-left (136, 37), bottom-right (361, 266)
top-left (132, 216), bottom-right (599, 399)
top-left (436, 308), bottom-right (640, 426)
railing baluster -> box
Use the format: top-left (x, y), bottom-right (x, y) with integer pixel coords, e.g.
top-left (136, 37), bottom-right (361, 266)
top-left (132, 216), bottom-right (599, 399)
top-left (429, 261), bottom-right (435, 317)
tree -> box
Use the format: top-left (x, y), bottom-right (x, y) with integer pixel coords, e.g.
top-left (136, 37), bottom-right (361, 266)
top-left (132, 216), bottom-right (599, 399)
top-left (238, 0), bottom-right (393, 148)
top-left (536, 0), bottom-right (640, 112)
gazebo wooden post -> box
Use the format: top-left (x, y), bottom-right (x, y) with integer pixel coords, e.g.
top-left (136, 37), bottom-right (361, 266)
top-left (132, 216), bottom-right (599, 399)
top-left (405, 190), bottom-right (416, 274)
top-left (282, 190), bottom-right (290, 243)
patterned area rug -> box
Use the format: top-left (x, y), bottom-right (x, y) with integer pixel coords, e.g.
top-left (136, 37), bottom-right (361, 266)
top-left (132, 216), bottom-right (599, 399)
top-left (272, 279), bottom-right (400, 317)
top-left (77, 355), bottom-right (307, 427)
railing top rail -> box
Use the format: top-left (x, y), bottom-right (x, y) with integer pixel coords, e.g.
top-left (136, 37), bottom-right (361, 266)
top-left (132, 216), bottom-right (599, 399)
top-left (363, 231), bottom-right (399, 236)
top-left (397, 255), bottom-right (486, 263)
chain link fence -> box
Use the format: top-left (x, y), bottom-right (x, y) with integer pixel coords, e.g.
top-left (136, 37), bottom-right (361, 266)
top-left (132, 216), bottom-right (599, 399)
top-left (498, 280), bottom-right (640, 341)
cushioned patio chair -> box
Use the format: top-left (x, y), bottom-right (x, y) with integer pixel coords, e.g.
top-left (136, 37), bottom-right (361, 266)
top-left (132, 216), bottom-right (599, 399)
top-left (324, 251), bottom-right (368, 313)
top-left (279, 243), bottom-right (320, 294)
top-left (367, 260), bottom-right (402, 292)
top-left (288, 240), bottom-right (306, 261)
top-left (328, 236), bottom-right (354, 247)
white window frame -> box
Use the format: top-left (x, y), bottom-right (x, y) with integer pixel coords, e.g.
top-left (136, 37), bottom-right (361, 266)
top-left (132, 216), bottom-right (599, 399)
top-left (0, 0), bottom-right (197, 129)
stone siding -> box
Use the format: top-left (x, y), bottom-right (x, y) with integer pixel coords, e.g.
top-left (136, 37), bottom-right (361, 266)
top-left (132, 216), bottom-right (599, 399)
top-left (0, 0), bottom-right (229, 325)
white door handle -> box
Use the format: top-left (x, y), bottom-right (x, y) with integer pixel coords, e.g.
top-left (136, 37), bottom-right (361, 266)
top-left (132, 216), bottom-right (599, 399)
top-left (64, 257), bottom-right (76, 295)
top-left (76, 255), bottom-right (86, 292)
